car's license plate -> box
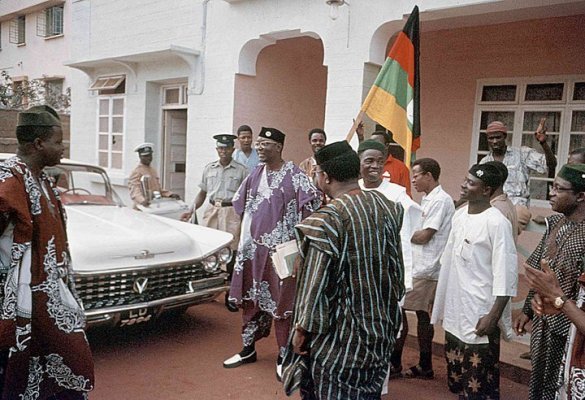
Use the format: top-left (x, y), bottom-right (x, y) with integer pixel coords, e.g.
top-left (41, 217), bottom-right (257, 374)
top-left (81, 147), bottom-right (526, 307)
top-left (119, 307), bottom-right (153, 327)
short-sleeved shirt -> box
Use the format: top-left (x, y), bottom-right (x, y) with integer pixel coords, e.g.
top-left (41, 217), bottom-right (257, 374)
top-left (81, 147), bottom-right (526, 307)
top-left (431, 206), bottom-right (518, 344)
top-left (233, 148), bottom-right (260, 173)
top-left (411, 185), bottom-right (455, 280)
top-left (480, 146), bottom-right (547, 206)
top-left (199, 159), bottom-right (248, 202)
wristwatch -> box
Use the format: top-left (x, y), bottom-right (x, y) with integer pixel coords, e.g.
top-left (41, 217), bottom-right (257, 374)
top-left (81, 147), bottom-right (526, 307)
top-left (553, 295), bottom-right (569, 309)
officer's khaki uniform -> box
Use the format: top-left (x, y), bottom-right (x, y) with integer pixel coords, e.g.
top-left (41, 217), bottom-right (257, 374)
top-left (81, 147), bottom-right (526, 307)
top-left (128, 164), bottom-right (173, 208)
top-left (199, 159), bottom-right (248, 250)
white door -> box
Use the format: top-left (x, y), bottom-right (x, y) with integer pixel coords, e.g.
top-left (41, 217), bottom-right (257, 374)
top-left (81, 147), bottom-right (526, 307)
top-left (163, 110), bottom-right (187, 199)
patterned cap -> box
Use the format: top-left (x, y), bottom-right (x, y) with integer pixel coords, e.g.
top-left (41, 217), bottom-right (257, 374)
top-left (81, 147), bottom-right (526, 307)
top-left (17, 105), bottom-right (61, 127)
top-left (259, 127), bottom-right (285, 144)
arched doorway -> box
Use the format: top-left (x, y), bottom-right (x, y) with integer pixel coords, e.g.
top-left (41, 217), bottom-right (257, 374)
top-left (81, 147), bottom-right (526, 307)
top-left (234, 32), bottom-right (327, 164)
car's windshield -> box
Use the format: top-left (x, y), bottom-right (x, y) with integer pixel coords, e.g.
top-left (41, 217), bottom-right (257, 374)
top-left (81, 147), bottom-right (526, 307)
top-left (45, 164), bottom-right (122, 206)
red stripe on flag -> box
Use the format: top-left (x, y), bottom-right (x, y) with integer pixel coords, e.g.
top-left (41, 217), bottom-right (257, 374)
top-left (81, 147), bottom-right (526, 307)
top-left (412, 136), bottom-right (421, 152)
top-left (387, 32), bottom-right (415, 88)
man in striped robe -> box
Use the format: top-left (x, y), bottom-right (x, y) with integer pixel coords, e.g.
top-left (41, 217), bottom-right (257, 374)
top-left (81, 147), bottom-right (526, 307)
top-left (282, 141), bottom-right (405, 400)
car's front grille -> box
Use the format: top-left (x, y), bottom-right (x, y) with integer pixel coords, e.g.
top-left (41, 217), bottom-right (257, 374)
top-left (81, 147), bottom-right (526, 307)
top-left (73, 263), bottom-right (222, 310)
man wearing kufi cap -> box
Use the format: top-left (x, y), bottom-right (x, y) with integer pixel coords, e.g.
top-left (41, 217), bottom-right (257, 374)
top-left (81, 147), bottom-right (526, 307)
top-left (356, 124), bottom-right (412, 196)
top-left (0, 106), bottom-right (94, 399)
top-left (514, 163), bottom-right (585, 400)
top-left (223, 127), bottom-right (321, 379)
top-left (180, 134), bottom-right (248, 311)
top-left (128, 142), bottom-right (180, 208)
top-left (356, 140), bottom-right (422, 385)
top-left (282, 140), bottom-right (405, 399)
top-left (479, 119), bottom-right (557, 231)
top-left (432, 164), bottom-right (517, 399)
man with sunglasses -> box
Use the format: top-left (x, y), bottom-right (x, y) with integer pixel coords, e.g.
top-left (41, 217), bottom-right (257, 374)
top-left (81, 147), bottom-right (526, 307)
top-left (514, 163), bottom-right (585, 400)
top-left (223, 127), bottom-right (321, 381)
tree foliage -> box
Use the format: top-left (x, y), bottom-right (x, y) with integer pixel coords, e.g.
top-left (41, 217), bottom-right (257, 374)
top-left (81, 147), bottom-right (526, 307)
top-left (0, 71), bottom-right (71, 113)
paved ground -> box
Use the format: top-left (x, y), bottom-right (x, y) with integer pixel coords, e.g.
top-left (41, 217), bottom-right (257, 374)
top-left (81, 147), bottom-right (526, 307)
top-left (87, 301), bottom-right (528, 400)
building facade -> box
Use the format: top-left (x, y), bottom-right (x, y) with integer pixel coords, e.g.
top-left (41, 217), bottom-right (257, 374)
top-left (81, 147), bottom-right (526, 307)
top-left (0, 0), bottom-right (71, 152)
top-left (63, 0), bottom-right (585, 209)
top-left (0, 0), bottom-right (70, 107)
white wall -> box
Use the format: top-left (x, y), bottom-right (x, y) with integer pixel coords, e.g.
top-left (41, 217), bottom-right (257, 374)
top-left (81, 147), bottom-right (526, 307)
top-left (71, 0), bottom-right (200, 60)
top-left (67, 0), bottom-right (585, 206)
top-left (0, 1), bottom-right (71, 87)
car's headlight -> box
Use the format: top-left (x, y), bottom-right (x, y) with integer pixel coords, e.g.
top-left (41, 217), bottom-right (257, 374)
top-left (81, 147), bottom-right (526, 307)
top-left (202, 254), bottom-right (219, 272)
top-left (218, 247), bottom-right (232, 264)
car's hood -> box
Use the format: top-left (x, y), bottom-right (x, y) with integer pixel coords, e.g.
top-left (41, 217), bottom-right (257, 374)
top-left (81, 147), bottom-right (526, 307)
top-left (65, 205), bottom-right (233, 272)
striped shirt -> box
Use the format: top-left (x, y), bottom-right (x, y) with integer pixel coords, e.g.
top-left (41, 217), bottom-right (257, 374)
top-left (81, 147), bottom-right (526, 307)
top-left (282, 190), bottom-right (405, 399)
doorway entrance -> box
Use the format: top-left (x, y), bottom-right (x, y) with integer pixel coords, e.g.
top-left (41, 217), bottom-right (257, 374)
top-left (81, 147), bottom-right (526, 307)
top-left (162, 109), bottom-right (187, 199)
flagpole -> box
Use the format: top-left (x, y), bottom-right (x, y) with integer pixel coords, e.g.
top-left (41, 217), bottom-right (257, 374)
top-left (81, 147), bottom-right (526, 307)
top-left (345, 110), bottom-right (365, 143)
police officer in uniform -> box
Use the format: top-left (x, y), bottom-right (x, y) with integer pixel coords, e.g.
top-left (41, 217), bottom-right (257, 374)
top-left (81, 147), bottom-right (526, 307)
top-left (128, 142), bottom-right (180, 208)
top-left (181, 134), bottom-right (248, 311)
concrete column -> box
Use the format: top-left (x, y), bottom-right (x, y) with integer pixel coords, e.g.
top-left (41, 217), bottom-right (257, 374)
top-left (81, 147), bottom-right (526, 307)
top-left (321, 22), bottom-right (373, 148)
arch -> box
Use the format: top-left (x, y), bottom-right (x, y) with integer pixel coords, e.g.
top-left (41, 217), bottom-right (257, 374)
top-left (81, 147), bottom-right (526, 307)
top-left (233, 34), bottom-right (327, 165)
top-left (238, 29), bottom-right (321, 76)
top-left (368, 20), bottom-right (405, 66)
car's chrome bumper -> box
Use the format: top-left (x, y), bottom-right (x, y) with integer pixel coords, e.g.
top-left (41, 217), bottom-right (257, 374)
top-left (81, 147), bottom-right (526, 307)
top-left (83, 280), bottom-right (230, 328)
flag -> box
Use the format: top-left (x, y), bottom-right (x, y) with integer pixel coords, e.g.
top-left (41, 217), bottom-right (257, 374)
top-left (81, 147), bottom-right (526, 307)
top-left (360, 5), bottom-right (420, 167)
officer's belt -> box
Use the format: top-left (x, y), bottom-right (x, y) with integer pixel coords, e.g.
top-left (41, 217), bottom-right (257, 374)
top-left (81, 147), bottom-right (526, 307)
top-left (210, 199), bottom-right (233, 207)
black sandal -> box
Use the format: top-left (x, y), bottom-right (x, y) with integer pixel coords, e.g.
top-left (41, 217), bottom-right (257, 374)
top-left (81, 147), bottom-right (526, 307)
top-left (404, 365), bottom-right (434, 380)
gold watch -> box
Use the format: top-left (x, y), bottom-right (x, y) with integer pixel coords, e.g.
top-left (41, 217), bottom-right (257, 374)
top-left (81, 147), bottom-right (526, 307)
top-left (553, 295), bottom-right (569, 309)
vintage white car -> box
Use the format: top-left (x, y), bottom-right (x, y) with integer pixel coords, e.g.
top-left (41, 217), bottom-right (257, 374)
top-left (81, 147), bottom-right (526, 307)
top-left (38, 159), bottom-right (233, 328)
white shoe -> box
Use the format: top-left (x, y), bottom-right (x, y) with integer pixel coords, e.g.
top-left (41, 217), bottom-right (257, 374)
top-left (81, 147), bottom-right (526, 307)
top-left (223, 351), bottom-right (257, 368)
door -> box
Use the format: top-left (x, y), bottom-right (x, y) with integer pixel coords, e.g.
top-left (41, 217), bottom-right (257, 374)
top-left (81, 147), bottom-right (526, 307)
top-left (162, 110), bottom-right (187, 200)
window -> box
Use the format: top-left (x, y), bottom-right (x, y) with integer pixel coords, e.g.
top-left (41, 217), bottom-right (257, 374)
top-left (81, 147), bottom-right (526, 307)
top-left (472, 77), bottom-right (585, 207)
top-left (98, 97), bottom-right (125, 170)
top-left (44, 77), bottom-right (64, 99)
top-left (89, 76), bottom-right (125, 94)
top-left (11, 77), bottom-right (29, 108)
top-left (9, 16), bottom-right (25, 45)
top-left (162, 83), bottom-right (188, 106)
top-left (37, 5), bottom-right (64, 37)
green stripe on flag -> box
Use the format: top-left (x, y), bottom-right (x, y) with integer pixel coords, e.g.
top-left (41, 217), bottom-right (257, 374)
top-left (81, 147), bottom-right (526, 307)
top-left (373, 58), bottom-right (413, 111)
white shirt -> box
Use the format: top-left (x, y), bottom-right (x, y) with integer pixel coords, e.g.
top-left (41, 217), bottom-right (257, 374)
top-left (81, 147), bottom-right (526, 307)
top-left (411, 185), bottom-right (455, 280)
top-left (360, 179), bottom-right (422, 292)
top-left (431, 206), bottom-right (518, 344)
